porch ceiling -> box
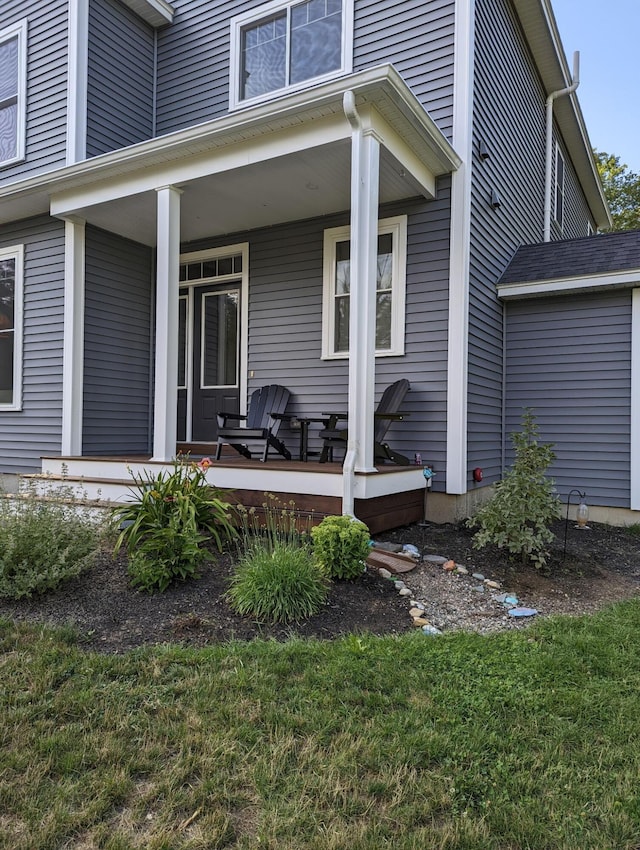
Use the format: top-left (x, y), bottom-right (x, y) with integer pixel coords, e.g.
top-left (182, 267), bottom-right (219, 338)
top-left (62, 140), bottom-right (423, 246)
top-left (0, 65), bottom-right (460, 246)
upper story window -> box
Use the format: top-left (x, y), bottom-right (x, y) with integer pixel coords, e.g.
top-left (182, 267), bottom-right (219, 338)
top-left (0, 245), bottom-right (24, 411)
top-left (322, 216), bottom-right (407, 359)
top-left (554, 142), bottom-right (565, 230)
top-left (0, 20), bottom-right (27, 167)
top-left (230, 0), bottom-right (353, 109)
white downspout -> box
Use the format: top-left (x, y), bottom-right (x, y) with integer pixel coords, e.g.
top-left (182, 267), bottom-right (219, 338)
top-left (544, 51), bottom-right (580, 242)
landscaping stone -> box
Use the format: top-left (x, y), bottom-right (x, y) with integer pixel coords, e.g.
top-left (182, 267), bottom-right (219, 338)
top-left (472, 572), bottom-right (485, 581)
top-left (378, 568), bottom-right (392, 580)
top-left (423, 555), bottom-right (448, 565)
top-left (409, 607), bottom-right (425, 618)
top-left (394, 580), bottom-right (406, 590)
top-left (413, 617), bottom-right (430, 627)
top-left (421, 624), bottom-right (443, 636)
top-left (443, 560), bottom-right (456, 571)
top-left (456, 565), bottom-right (469, 575)
top-left (508, 607), bottom-right (538, 618)
top-left (399, 588), bottom-right (412, 597)
top-left (485, 579), bottom-right (501, 589)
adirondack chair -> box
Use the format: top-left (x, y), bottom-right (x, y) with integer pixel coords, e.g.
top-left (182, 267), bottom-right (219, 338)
top-left (318, 379), bottom-right (411, 465)
top-left (215, 384), bottom-right (292, 462)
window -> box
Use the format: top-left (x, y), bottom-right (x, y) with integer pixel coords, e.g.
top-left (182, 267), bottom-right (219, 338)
top-left (0, 20), bottom-right (27, 167)
top-left (554, 143), bottom-right (565, 230)
top-left (322, 216), bottom-right (407, 359)
top-left (230, 0), bottom-right (352, 108)
top-left (0, 245), bottom-right (24, 410)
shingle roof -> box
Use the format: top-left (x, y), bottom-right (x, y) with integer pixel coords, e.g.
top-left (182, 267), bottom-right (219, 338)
top-left (498, 230), bottom-right (640, 285)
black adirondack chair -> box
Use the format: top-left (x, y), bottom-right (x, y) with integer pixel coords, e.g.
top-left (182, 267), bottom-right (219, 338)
top-left (215, 384), bottom-right (292, 462)
top-left (318, 379), bottom-right (411, 465)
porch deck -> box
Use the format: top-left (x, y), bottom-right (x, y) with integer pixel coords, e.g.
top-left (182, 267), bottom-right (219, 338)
top-left (35, 449), bottom-right (426, 533)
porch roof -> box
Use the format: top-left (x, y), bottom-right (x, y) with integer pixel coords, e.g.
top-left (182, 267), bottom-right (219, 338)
top-left (0, 65), bottom-right (460, 246)
top-left (497, 230), bottom-right (640, 299)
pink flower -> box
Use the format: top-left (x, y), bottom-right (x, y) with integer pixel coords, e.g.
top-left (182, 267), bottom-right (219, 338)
top-left (199, 457), bottom-right (212, 470)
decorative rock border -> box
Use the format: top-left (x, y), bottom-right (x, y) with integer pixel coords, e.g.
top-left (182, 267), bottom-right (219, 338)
top-left (376, 555), bottom-right (537, 635)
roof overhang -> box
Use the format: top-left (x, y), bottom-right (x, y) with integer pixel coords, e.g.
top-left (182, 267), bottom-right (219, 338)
top-left (511, 0), bottom-right (612, 230)
top-left (0, 65), bottom-right (460, 246)
top-left (120, 0), bottom-right (174, 27)
top-left (498, 268), bottom-right (640, 300)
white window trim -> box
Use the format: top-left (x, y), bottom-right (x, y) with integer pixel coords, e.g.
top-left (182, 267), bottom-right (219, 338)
top-left (0, 19), bottom-right (27, 168)
top-left (229, 0), bottom-right (353, 110)
top-left (322, 215), bottom-right (407, 360)
top-left (0, 244), bottom-right (24, 412)
top-left (554, 142), bottom-right (565, 229)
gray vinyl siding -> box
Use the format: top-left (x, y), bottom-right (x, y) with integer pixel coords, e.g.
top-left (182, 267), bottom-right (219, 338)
top-left (353, 0), bottom-right (455, 139)
top-left (466, 0), bottom-right (547, 487)
top-left (182, 185), bottom-right (452, 484)
top-left (0, 217), bottom-right (65, 475)
top-left (155, 0), bottom-right (455, 140)
top-left (467, 0), bottom-right (600, 488)
top-left (86, 0), bottom-right (155, 156)
top-left (504, 291), bottom-right (632, 509)
top-left (83, 226), bottom-right (153, 454)
top-left (0, 0), bottom-right (68, 181)
top-left (550, 136), bottom-right (596, 240)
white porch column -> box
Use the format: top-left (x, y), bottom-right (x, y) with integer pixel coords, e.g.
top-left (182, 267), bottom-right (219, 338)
top-left (61, 218), bottom-right (86, 456)
top-left (152, 185), bottom-right (182, 461)
top-left (344, 92), bottom-right (380, 493)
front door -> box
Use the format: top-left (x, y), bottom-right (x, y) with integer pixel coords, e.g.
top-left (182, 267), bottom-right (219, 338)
top-left (177, 282), bottom-right (241, 443)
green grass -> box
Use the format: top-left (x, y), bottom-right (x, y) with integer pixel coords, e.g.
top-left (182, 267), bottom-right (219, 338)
top-left (2, 602), bottom-right (640, 849)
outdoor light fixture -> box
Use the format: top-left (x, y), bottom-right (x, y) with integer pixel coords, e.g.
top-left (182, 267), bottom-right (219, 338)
top-left (490, 189), bottom-right (502, 209)
top-left (478, 139), bottom-right (490, 160)
top-left (563, 489), bottom-right (589, 560)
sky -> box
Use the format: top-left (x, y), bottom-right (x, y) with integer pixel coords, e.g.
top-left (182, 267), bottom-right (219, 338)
top-left (550, 0), bottom-right (640, 173)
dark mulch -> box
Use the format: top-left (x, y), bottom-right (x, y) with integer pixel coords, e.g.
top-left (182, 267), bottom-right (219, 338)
top-left (0, 519), bottom-right (639, 654)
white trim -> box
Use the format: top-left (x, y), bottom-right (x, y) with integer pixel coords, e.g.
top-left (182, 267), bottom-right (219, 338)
top-left (631, 289), bottom-right (640, 511)
top-left (446, 0), bottom-right (475, 495)
top-left (120, 0), bottom-right (174, 28)
top-left (0, 244), bottom-right (24, 412)
top-left (66, 0), bottom-right (88, 164)
top-left (61, 221), bottom-right (86, 454)
top-left (553, 141), bottom-right (565, 231)
top-left (152, 186), bottom-right (181, 461)
top-left (229, 0), bottom-right (354, 110)
top-left (0, 19), bottom-right (27, 168)
top-left (179, 243), bottom-right (249, 419)
top-left (321, 215), bottom-right (407, 359)
top-left (497, 269), bottom-right (640, 300)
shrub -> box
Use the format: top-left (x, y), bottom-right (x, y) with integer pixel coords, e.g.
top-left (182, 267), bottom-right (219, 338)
top-left (0, 483), bottom-right (103, 599)
top-left (467, 409), bottom-right (561, 569)
top-left (226, 542), bottom-right (329, 624)
top-left (113, 457), bottom-right (236, 593)
top-left (311, 515), bottom-right (371, 580)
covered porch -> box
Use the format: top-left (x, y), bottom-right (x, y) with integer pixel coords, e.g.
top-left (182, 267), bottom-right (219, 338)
top-left (36, 65), bottom-right (459, 529)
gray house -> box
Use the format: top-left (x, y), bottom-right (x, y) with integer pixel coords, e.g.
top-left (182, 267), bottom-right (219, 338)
top-left (0, 0), bottom-right (636, 530)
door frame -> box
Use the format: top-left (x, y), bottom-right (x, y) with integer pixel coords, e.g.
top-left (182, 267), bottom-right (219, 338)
top-left (178, 242), bottom-right (249, 442)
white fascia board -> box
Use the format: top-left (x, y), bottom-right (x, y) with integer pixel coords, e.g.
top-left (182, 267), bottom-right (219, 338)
top-left (362, 105), bottom-right (436, 199)
top-left (51, 113), bottom-right (349, 214)
top-left (120, 0), bottom-right (174, 27)
top-left (497, 269), bottom-right (640, 300)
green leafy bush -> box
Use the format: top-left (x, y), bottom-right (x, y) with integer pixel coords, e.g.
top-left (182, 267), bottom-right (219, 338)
top-left (311, 515), bottom-right (371, 580)
top-left (226, 542), bottom-right (329, 623)
top-left (467, 409), bottom-right (561, 569)
top-left (113, 457), bottom-right (236, 593)
top-left (0, 485), bottom-right (103, 599)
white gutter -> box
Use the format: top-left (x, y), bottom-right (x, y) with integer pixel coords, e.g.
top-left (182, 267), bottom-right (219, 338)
top-left (544, 51), bottom-right (579, 241)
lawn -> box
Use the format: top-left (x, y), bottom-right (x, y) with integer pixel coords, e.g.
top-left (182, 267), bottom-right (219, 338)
top-left (2, 601), bottom-right (640, 849)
